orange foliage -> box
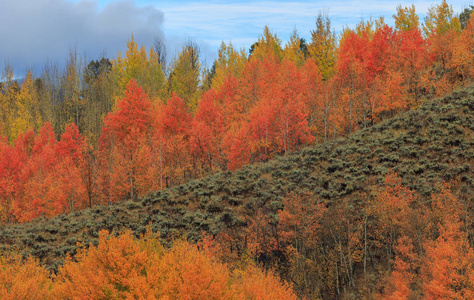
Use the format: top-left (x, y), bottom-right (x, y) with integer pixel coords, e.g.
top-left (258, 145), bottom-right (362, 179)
top-left (279, 193), bottom-right (327, 251)
top-left (14, 123), bottom-right (60, 221)
top-left (0, 252), bottom-right (51, 299)
top-left (54, 123), bottom-right (89, 212)
top-left (189, 89), bottom-right (225, 174)
top-left (53, 230), bottom-right (163, 299)
top-left (231, 264), bottom-right (297, 300)
top-left (422, 185), bottom-right (474, 299)
top-left (384, 235), bottom-right (418, 299)
top-left (98, 79), bottom-right (153, 202)
top-left (0, 135), bottom-right (22, 222)
top-left (154, 92), bottom-right (192, 186)
top-left (52, 229), bottom-right (297, 300)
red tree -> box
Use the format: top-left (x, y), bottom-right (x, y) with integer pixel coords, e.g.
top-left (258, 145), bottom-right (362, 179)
top-left (55, 123), bottom-right (89, 212)
top-left (0, 134), bottom-right (22, 222)
top-left (189, 89), bottom-right (225, 175)
top-left (14, 123), bottom-right (59, 221)
top-left (154, 93), bottom-right (192, 187)
top-left (98, 79), bottom-right (152, 203)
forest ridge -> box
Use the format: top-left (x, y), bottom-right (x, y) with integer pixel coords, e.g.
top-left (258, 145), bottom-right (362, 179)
top-left (0, 1), bottom-right (473, 223)
top-left (0, 1), bottom-right (474, 299)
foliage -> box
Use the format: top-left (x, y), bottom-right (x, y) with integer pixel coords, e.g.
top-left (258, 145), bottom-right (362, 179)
top-left (1, 3), bottom-right (474, 298)
top-left (0, 84), bottom-right (472, 299)
top-left (0, 252), bottom-right (51, 300)
top-left (0, 230), bottom-right (296, 299)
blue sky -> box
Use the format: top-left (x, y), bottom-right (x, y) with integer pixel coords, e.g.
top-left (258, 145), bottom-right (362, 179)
top-left (1, 0), bottom-right (472, 76)
top-left (114, 0), bottom-right (473, 64)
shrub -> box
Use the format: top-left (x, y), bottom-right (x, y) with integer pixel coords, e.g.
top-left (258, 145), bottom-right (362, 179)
top-left (0, 252), bottom-right (51, 299)
top-left (50, 230), bottom-right (297, 299)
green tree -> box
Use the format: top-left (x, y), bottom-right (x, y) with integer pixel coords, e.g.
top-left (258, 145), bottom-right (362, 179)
top-left (393, 4), bottom-right (419, 32)
top-left (112, 35), bottom-right (165, 101)
top-left (168, 40), bottom-right (202, 111)
top-left (459, 5), bottom-right (474, 30)
top-left (211, 42), bottom-right (247, 90)
top-left (423, 0), bottom-right (461, 37)
top-left (250, 26), bottom-right (284, 61)
top-left (283, 29), bottom-right (307, 67)
top-left (308, 12), bottom-right (337, 80)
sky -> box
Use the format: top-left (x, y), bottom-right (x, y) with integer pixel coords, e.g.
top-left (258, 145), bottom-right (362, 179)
top-left (1, 0), bottom-right (472, 77)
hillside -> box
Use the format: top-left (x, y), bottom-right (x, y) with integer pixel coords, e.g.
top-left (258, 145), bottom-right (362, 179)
top-left (1, 85), bottom-right (473, 297)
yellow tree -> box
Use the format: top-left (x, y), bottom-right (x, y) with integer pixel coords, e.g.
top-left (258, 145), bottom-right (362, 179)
top-left (0, 252), bottom-right (51, 299)
top-left (307, 12), bottom-right (337, 80)
top-left (283, 29), bottom-right (306, 64)
top-left (211, 42), bottom-right (247, 90)
top-left (141, 46), bottom-right (165, 100)
top-left (168, 40), bottom-right (202, 111)
top-left (423, 0), bottom-right (462, 95)
top-left (354, 17), bottom-right (378, 38)
top-left (423, 0), bottom-right (461, 37)
top-left (0, 65), bottom-right (20, 142)
top-left (250, 26), bottom-right (284, 61)
top-left (10, 71), bottom-right (42, 141)
top-left (393, 4), bottom-right (419, 32)
top-left (112, 35), bottom-right (165, 101)
top-left (113, 35), bottom-right (139, 92)
top-left (283, 29), bottom-right (307, 67)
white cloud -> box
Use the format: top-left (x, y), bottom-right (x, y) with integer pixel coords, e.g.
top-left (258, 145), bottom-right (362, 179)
top-left (3, 0), bottom-right (469, 74)
top-left (0, 0), bottom-right (164, 76)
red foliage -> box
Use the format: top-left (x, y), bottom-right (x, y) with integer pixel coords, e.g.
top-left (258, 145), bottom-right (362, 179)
top-left (98, 79), bottom-right (153, 202)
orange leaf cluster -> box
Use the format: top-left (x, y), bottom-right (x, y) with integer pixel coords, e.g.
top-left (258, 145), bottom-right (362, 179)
top-left (0, 230), bottom-right (296, 299)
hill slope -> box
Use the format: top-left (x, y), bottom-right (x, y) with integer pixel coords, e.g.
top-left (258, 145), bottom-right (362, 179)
top-left (1, 85), bottom-right (473, 292)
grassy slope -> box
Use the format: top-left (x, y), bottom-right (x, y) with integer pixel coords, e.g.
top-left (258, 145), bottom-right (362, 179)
top-left (0, 85), bottom-right (473, 272)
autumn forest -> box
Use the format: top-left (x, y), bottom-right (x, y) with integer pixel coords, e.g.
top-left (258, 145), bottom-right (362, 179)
top-left (1, 1), bottom-right (474, 299)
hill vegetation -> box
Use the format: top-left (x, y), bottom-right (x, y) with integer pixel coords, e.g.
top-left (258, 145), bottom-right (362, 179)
top-left (0, 2), bottom-right (473, 224)
top-left (0, 229), bottom-right (296, 299)
top-left (1, 83), bottom-right (473, 298)
top-left (1, 1), bottom-right (474, 299)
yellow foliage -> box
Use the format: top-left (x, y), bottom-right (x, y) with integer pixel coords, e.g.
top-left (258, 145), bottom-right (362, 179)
top-left (0, 252), bottom-right (52, 300)
top-left (112, 35), bottom-right (165, 102)
top-left (423, 0), bottom-right (461, 37)
top-left (283, 29), bottom-right (306, 67)
top-left (393, 4), bottom-right (419, 32)
top-left (169, 42), bottom-right (202, 111)
top-left (250, 26), bottom-right (283, 61)
top-left (307, 13), bottom-right (336, 80)
top-left (211, 42), bottom-right (247, 90)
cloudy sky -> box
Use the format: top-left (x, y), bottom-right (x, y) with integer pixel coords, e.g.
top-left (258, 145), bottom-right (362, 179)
top-left (1, 0), bottom-right (472, 77)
